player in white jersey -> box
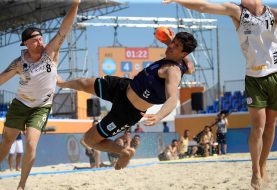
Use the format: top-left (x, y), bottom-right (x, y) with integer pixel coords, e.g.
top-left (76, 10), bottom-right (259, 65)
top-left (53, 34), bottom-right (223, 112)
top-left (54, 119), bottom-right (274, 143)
top-left (162, 0), bottom-right (277, 189)
top-left (0, 1), bottom-right (81, 189)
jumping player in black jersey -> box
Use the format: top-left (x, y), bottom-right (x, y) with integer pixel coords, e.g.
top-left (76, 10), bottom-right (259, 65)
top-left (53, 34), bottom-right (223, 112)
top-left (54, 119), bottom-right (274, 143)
top-left (57, 31), bottom-right (197, 170)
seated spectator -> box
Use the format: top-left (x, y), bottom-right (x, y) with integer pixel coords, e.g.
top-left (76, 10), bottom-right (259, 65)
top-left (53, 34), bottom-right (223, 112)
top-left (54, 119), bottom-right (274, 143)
top-left (75, 120), bottom-right (102, 169)
top-left (178, 130), bottom-right (197, 158)
top-left (198, 126), bottom-right (214, 157)
top-left (178, 130), bottom-right (189, 158)
top-left (80, 138), bottom-right (101, 168)
top-left (131, 134), bottom-right (141, 149)
top-left (134, 124), bottom-right (144, 133)
top-left (158, 139), bottom-right (179, 161)
top-left (209, 127), bottom-right (219, 155)
top-left (108, 130), bottom-right (140, 166)
top-left (188, 140), bottom-right (198, 157)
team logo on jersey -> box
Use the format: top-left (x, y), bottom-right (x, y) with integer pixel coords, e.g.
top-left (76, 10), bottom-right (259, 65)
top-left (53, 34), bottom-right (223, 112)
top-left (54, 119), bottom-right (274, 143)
top-left (102, 59), bottom-right (116, 75)
top-left (143, 89), bottom-right (150, 99)
top-left (273, 51), bottom-right (277, 64)
top-left (107, 122), bottom-right (117, 131)
top-left (246, 97), bottom-right (253, 105)
top-left (37, 114), bottom-right (48, 129)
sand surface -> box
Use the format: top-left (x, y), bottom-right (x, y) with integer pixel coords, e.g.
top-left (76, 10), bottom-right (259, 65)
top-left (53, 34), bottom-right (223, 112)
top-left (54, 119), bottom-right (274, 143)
top-left (1, 152), bottom-right (277, 190)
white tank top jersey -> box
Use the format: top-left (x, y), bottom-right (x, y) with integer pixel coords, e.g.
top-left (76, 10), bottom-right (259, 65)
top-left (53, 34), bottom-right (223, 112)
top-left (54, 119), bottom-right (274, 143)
top-left (16, 50), bottom-right (57, 108)
top-left (217, 119), bottom-right (227, 134)
top-left (237, 5), bottom-right (277, 77)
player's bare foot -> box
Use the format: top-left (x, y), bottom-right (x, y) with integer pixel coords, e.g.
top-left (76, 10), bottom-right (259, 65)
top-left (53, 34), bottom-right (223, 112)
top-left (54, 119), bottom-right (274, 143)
top-left (251, 173), bottom-right (262, 190)
top-left (115, 148), bottom-right (135, 170)
top-left (261, 168), bottom-right (270, 187)
top-left (17, 186), bottom-right (24, 190)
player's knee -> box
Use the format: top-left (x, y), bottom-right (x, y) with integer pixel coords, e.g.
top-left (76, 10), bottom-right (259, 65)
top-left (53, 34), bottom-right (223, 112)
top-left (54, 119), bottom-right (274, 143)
top-left (24, 141), bottom-right (38, 152)
top-left (83, 133), bottom-right (95, 147)
top-left (252, 127), bottom-right (264, 137)
top-left (83, 129), bottom-right (101, 148)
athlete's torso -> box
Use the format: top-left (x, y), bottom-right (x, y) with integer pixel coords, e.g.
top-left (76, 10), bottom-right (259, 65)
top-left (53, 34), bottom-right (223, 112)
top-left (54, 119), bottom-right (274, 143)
top-left (130, 58), bottom-right (187, 104)
top-left (16, 49), bottom-right (57, 107)
top-left (217, 119), bottom-right (227, 134)
top-left (237, 5), bottom-right (277, 77)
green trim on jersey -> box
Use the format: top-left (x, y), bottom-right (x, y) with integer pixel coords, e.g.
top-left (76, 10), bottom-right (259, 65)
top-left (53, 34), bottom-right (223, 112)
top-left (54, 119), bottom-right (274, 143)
top-left (4, 98), bottom-right (51, 131)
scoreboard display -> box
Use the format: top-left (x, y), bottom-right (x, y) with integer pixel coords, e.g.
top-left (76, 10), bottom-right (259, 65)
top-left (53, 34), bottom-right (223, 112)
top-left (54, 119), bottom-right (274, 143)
top-left (98, 47), bottom-right (166, 78)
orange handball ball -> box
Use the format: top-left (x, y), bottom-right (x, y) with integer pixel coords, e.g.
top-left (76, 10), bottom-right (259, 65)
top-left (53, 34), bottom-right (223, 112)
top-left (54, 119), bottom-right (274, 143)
top-left (155, 26), bottom-right (174, 43)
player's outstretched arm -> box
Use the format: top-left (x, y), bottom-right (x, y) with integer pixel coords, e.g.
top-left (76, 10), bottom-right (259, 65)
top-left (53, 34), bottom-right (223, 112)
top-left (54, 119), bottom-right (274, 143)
top-left (183, 56), bottom-right (194, 74)
top-left (46, 0), bottom-right (81, 59)
top-left (271, 7), bottom-right (277, 20)
top-left (162, 0), bottom-right (239, 17)
top-left (155, 27), bottom-right (175, 46)
top-left (142, 66), bottom-right (181, 126)
top-left (156, 67), bottom-right (181, 119)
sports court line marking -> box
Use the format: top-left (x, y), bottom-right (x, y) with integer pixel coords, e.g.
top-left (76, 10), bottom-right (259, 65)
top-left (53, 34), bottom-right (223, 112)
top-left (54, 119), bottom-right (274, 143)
top-left (0, 158), bottom-right (276, 179)
top-left (0, 162), bottom-right (157, 179)
top-left (158, 157), bottom-right (277, 165)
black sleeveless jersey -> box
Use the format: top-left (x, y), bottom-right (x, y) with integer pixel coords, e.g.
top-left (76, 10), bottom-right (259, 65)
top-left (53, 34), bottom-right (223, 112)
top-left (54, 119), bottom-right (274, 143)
top-left (130, 58), bottom-right (188, 104)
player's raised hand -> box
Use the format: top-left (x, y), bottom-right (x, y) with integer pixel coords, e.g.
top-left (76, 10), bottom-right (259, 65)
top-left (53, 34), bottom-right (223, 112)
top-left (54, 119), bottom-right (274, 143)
top-left (73, 0), bottom-right (81, 5)
top-left (155, 26), bottom-right (175, 45)
top-left (141, 112), bottom-right (161, 126)
top-left (161, 0), bottom-right (175, 4)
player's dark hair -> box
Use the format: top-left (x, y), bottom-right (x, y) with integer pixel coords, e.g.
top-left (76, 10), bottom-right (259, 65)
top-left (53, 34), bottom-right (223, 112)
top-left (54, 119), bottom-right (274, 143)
top-left (175, 32), bottom-right (197, 54)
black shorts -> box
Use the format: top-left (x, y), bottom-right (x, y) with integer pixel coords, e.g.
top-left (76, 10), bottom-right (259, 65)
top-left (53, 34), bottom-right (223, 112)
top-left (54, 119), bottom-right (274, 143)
top-left (217, 133), bottom-right (227, 144)
top-left (94, 76), bottom-right (143, 138)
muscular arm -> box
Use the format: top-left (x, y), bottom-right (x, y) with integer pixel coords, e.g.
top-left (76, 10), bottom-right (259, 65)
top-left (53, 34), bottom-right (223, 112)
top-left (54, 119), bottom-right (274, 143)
top-left (0, 57), bottom-right (20, 85)
top-left (162, 0), bottom-right (241, 21)
top-left (142, 66), bottom-right (181, 126)
top-left (156, 66), bottom-right (181, 121)
top-left (46, 0), bottom-right (80, 61)
top-left (183, 56), bottom-right (195, 74)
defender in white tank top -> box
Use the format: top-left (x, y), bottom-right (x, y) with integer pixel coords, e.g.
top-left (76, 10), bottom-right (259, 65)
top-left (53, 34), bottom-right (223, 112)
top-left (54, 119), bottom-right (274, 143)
top-left (160, 1), bottom-right (277, 189)
top-left (0, 1), bottom-right (80, 189)
top-left (238, 5), bottom-right (277, 77)
top-left (16, 49), bottom-right (57, 107)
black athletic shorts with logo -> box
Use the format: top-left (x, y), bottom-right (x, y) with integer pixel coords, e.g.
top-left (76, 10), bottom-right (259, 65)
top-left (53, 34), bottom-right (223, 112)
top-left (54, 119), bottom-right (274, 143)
top-left (94, 76), bottom-right (144, 138)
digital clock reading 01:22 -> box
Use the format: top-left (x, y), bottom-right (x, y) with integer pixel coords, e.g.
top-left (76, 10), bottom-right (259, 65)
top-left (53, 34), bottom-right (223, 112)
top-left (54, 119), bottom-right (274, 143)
top-left (125, 48), bottom-right (149, 59)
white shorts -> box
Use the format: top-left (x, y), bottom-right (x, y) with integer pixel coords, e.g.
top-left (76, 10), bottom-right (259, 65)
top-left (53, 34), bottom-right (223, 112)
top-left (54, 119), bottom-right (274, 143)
top-left (9, 140), bottom-right (24, 154)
